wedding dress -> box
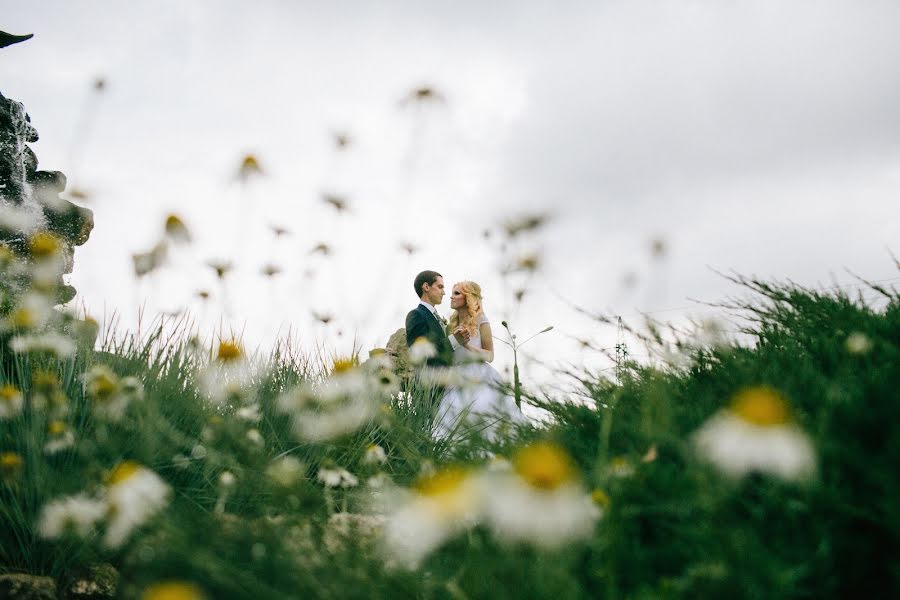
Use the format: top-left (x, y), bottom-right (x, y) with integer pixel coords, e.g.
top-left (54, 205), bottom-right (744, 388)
top-left (434, 313), bottom-right (525, 440)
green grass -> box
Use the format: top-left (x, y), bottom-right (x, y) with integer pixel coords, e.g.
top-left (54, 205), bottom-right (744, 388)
top-left (1, 276), bottom-right (898, 598)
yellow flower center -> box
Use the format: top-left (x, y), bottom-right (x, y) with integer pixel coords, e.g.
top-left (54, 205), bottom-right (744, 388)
top-left (591, 488), bottom-right (611, 509)
top-left (0, 244), bottom-right (14, 265)
top-left (32, 370), bottom-right (59, 392)
top-left (89, 372), bottom-right (119, 401)
top-left (730, 386), bottom-right (790, 426)
top-left (165, 214), bottom-right (185, 231)
top-left (107, 460), bottom-right (142, 485)
top-left (9, 307), bottom-right (36, 329)
top-left (414, 467), bottom-right (473, 517)
top-left (29, 232), bottom-right (61, 258)
top-left (47, 421), bottom-right (67, 435)
top-left (241, 155), bottom-right (260, 172)
top-left (514, 442), bottom-right (576, 490)
top-left (217, 341), bottom-right (242, 363)
top-left (0, 384), bottom-right (21, 402)
top-left (332, 358), bottom-right (356, 374)
top-left (415, 467), bottom-right (468, 497)
top-left (0, 452), bottom-right (23, 473)
top-left (141, 582), bottom-right (205, 600)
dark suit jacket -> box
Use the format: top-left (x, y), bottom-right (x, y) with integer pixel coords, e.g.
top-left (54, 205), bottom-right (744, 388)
top-left (405, 304), bottom-right (453, 367)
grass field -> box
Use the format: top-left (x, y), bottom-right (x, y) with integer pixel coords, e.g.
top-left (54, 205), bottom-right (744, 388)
top-left (1, 269), bottom-right (898, 599)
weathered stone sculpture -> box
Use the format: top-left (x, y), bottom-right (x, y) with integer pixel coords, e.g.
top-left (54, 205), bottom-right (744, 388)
top-left (1, 32), bottom-right (93, 305)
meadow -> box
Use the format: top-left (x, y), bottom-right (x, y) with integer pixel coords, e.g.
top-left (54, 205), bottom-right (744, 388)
top-left (1, 230), bottom-right (897, 598)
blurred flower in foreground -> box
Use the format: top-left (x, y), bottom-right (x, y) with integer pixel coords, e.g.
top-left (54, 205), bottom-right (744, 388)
top-left (0, 205), bottom-right (41, 233)
top-left (82, 365), bottom-right (143, 422)
top-left (269, 224), bottom-right (291, 237)
top-left (132, 242), bottom-right (168, 278)
top-left (845, 331), bottom-right (872, 355)
top-left (649, 236), bottom-right (667, 259)
top-left (0, 384), bottom-right (23, 419)
top-left (310, 242), bottom-right (332, 256)
top-left (382, 466), bottom-right (482, 568)
top-left (333, 131), bottom-right (352, 149)
top-left (104, 461), bottom-right (171, 548)
top-left (9, 333), bottom-right (77, 358)
top-left (606, 456), bottom-right (635, 479)
top-left (267, 456), bottom-right (304, 487)
top-left (44, 420), bottom-right (75, 455)
top-left (140, 581), bottom-right (206, 600)
top-left (206, 259), bottom-right (233, 280)
top-left (317, 465), bottom-right (359, 488)
top-left (29, 232), bottom-right (66, 288)
top-left (198, 340), bottom-right (254, 405)
top-left (312, 311), bottom-right (333, 325)
top-left (1, 292), bottom-right (53, 332)
top-left (276, 363), bottom-right (379, 441)
top-left (515, 253), bottom-right (541, 273)
top-left (260, 263), bottom-right (281, 278)
top-left (692, 386), bottom-right (817, 482)
top-left (1, 452), bottom-right (24, 479)
top-left (164, 214), bottom-right (192, 244)
top-left (322, 193), bottom-right (349, 213)
top-left (484, 442), bottom-right (600, 549)
top-left (503, 214), bottom-right (549, 237)
top-left (237, 154), bottom-right (263, 182)
top-left (409, 337), bottom-right (436, 365)
top-left (37, 494), bottom-right (106, 539)
top-left (363, 444), bottom-right (388, 466)
top-left (67, 188), bottom-right (91, 202)
top-left (400, 85), bottom-right (447, 107)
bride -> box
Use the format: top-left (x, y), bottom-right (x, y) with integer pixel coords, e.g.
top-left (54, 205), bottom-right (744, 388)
top-left (434, 281), bottom-right (525, 440)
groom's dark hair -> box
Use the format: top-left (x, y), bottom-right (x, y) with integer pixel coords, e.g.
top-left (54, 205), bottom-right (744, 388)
top-left (414, 270), bottom-right (442, 298)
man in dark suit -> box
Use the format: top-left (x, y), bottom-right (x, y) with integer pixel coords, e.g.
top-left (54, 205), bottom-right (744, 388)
top-left (405, 270), bottom-right (454, 367)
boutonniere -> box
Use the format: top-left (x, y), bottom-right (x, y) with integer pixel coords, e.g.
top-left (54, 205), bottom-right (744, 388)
top-left (436, 313), bottom-right (448, 328)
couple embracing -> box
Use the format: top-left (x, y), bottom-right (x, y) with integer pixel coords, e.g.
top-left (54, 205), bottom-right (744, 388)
top-left (404, 270), bottom-right (524, 439)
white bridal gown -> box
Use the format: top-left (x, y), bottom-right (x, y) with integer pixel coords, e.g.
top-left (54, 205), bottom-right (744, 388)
top-left (434, 313), bottom-right (525, 440)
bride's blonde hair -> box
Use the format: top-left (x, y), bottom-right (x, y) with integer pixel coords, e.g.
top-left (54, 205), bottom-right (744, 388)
top-left (448, 281), bottom-right (484, 336)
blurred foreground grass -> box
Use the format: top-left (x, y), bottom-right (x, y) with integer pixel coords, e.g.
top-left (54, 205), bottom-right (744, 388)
top-left (1, 277), bottom-right (898, 599)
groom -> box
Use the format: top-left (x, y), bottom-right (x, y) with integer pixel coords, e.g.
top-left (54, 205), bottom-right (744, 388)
top-left (405, 270), bottom-right (454, 368)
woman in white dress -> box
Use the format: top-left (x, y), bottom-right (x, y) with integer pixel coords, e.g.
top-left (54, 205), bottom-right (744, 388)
top-left (434, 281), bottom-right (525, 440)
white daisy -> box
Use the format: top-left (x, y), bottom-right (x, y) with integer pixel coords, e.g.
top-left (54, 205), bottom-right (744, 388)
top-left (44, 420), bottom-right (75, 455)
top-left (363, 444), bottom-right (388, 466)
top-left (82, 365), bottom-right (134, 422)
top-left (1, 292), bottom-right (54, 332)
top-left (483, 442), bottom-right (600, 549)
top-left (246, 428), bottom-right (265, 447)
top-left (9, 332), bottom-right (76, 358)
top-left (845, 331), bottom-right (873, 355)
top-left (198, 340), bottom-right (255, 405)
top-left (381, 466), bottom-right (484, 568)
top-left (103, 461), bottom-right (171, 548)
top-left (267, 456), bottom-right (304, 487)
top-left (692, 386), bottom-right (817, 482)
top-left (37, 494), bottom-right (106, 539)
top-left (0, 384), bottom-right (24, 419)
top-left (276, 369), bottom-right (378, 442)
top-left (317, 466), bottom-right (359, 489)
top-left (409, 337), bottom-right (437, 364)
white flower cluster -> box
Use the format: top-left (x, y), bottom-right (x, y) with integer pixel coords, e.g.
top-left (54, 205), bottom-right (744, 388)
top-left (37, 461), bottom-right (171, 549)
top-left (197, 340), bottom-right (257, 406)
top-left (692, 386), bottom-right (817, 482)
top-left (82, 365), bottom-right (144, 422)
top-left (378, 442), bottom-right (602, 568)
top-left (276, 359), bottom-right (397, 442)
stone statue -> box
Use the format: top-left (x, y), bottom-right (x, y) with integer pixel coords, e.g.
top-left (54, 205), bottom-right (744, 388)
top-left (1, 31), bottom-right (93, 305)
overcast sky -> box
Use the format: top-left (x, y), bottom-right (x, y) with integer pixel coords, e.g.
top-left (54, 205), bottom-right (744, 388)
top-left (4, 0), bottom-right (899, 386)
